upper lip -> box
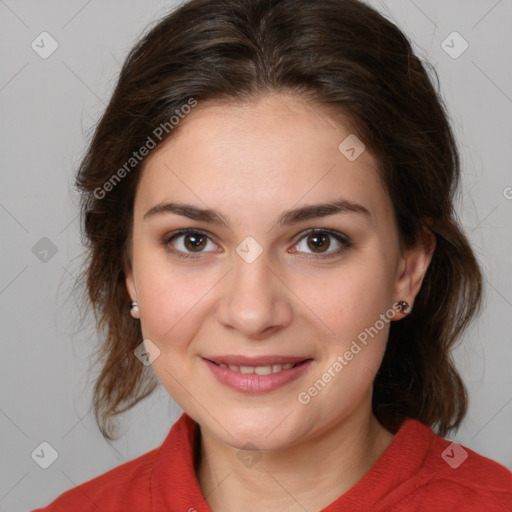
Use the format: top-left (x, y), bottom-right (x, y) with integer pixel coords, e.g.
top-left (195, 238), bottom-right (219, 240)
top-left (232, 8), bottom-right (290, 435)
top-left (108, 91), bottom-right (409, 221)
top-left (204, 355), bottom-right (311, 366)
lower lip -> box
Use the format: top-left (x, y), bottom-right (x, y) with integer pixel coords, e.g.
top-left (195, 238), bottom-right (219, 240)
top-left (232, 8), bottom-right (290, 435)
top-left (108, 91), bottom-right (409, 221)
top-left (203, 358), bottom-right (313, 393)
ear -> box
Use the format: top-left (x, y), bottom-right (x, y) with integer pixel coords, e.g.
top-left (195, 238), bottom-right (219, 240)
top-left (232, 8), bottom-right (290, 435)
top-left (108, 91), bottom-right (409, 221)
top-left (123, 254), bottom-right (137, 302)
top-left (393, 226), bottom-right (436, 310)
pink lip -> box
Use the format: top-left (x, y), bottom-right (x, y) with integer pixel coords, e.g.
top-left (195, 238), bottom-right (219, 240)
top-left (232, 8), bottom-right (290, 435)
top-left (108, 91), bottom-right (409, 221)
top-left (203, 358), bottom-right (313, 393)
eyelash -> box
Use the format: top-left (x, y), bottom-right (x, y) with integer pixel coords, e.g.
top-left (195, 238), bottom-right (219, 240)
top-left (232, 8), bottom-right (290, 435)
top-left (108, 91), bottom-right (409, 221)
top-left (161, 228), bottom-right (352, 260)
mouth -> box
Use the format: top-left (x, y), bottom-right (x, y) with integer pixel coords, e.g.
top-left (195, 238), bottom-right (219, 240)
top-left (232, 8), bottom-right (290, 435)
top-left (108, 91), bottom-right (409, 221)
top-left (208, 360), bottom-right (308, 375)
top-left (202, 356), bottom-right (313, 393)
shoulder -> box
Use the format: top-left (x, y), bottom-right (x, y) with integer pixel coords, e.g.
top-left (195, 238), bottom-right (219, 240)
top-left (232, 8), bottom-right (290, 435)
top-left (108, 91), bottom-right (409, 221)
top-left (394, 419), bottom-right (512, 510)
top-left (30, 447), bottom-right (159, 511)
top-left (31, 412), bottom-right (199, 512)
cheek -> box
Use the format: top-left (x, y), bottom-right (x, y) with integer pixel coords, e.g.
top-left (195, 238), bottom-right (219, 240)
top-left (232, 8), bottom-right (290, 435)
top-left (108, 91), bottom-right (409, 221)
top-left (293, 267), bottom-right (393, 420)
top-left (139, 280), bottom-right (198, 344)
top-left (134, 251), bottom-right (196, 340)
top-left (295, 259), bottom-right (395, 337)
top-left (134, 253), bottom-right (223, 356)
top-left (134, 260), bottom-right (210, 408)
top-left (291, 252), bottom-right (396, 388)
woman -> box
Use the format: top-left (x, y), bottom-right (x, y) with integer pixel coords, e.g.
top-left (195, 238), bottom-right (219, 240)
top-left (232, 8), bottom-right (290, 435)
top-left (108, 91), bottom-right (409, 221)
top-left (33, 0), bottom-right (512, 510)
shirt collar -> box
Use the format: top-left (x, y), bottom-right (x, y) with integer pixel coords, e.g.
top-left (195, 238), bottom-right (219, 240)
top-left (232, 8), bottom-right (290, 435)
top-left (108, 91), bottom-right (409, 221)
top-left (151, 412), bottom-right (435, 511)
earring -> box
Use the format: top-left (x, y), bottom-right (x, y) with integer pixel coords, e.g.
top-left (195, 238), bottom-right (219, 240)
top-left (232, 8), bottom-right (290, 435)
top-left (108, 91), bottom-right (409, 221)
top-left (395, 300), bottom-right (411, 315)
top-left (130, 301), bottom-right (140, 319)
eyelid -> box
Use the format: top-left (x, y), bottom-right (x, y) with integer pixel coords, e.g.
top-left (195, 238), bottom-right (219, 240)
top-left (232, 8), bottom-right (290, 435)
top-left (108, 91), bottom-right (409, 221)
top-left (292, 227), bottom-right (351, 245)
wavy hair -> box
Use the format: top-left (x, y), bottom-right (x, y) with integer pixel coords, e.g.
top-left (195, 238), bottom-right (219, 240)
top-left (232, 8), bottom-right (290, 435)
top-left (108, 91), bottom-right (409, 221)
top-left (74, 0), bottom-right (483, 440)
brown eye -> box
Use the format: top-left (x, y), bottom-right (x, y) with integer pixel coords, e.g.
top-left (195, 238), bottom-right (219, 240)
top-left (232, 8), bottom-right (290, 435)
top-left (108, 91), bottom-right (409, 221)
top-left (293, 229), bottom-right (351, 258)
top-left (183, 233), bottom-right (207, 252)
top-left (163, 229), bottom-right (218, 258)
top-left (306, 233), bottom-right (330, 253)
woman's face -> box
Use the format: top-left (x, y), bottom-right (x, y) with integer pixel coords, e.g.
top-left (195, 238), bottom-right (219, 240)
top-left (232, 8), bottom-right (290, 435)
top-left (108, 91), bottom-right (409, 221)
top-left (126, 93), bottom-right (433, 450)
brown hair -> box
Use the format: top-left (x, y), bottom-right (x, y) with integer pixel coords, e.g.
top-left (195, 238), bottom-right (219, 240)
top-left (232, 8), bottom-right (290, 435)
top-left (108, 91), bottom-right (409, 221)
top-left (75, 0), bottom-right (483, 440)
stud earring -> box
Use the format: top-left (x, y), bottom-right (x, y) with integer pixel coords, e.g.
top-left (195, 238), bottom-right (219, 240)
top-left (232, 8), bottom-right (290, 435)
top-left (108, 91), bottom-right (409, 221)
top-left (130, 301), bottom-right (140, 319)
top-left (395, 300), bottom-right (411, 315)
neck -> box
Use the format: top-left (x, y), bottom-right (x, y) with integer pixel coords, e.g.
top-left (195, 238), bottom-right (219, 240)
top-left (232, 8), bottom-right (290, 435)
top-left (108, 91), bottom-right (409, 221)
top-left (196, 399), bottom-right (394, 512)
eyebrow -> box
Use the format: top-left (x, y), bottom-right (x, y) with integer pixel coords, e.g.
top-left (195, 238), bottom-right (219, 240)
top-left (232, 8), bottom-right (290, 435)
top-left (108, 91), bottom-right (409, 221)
top-left (143, 198), bottom-right (371, 228)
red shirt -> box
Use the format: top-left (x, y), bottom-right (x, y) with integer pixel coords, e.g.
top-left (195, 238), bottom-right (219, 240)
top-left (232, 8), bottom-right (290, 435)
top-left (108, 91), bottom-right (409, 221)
top-left (32, 412), bottom-right (512, 511)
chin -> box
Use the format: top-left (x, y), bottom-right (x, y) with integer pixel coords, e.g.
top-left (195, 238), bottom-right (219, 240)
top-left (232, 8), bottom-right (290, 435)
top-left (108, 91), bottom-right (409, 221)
top-left (201, 407), bottom-right (307, 452)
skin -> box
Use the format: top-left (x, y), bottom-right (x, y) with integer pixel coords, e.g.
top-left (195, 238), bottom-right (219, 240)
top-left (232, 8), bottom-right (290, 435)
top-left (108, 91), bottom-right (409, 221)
top-left (125, 92), bottom-right (435, 512)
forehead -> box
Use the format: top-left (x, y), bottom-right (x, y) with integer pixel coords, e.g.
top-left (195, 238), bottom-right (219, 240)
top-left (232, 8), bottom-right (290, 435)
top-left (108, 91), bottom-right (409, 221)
top-left (135, 93), bottom-right (392, 225)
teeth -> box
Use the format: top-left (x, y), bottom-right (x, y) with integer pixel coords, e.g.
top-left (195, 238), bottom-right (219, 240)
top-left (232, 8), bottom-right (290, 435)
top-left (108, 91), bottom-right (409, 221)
top-left (221, 363), bottom-right (296, 374)
top-left (255, 366), bottom-right (272, 375)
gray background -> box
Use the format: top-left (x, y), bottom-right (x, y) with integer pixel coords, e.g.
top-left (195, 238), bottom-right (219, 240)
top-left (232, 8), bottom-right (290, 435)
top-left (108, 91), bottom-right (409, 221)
top-left (0, 1), bottom-right (511, 510)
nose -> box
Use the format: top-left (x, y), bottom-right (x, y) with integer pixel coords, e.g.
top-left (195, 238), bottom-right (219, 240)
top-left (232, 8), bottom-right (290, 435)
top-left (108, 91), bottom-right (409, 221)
top-left (216, 248), bottom-right (293, 339)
